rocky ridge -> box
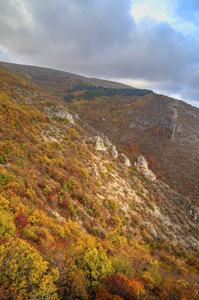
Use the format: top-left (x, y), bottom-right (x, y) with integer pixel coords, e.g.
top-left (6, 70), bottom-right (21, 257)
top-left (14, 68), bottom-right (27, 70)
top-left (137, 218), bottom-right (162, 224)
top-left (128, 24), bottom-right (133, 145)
top-left (50, 106), bottom-right (199, 250)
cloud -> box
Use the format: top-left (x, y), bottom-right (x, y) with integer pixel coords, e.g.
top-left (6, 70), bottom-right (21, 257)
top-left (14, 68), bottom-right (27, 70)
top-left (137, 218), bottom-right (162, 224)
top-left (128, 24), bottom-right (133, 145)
top-left (0, 0), bottom-right (199, 107)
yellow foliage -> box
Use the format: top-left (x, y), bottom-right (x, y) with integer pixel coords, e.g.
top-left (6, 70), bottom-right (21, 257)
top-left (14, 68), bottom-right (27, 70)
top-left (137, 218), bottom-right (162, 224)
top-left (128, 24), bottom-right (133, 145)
top-left (16, 201), bottom-right (27, 215)
top-left (0, 195), bottom-right (10, 210)
top-left (69, 234), bottom-right (114, 288)
top-left (106, 229), bottom-right (128, 246)
top-left (0, 237), bottom-right (59, 299)
top-left (0, 209), bottom-right (16, 237)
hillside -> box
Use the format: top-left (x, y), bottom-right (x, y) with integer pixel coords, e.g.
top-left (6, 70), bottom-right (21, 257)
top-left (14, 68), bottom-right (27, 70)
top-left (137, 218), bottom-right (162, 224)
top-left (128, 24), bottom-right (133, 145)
top-left (0, 63), bottom-right (199, 299)
top-left (1, 61), bottom-right (198, 204)
top-left (71, 91), bottom-right (199, 205)
top-left (0, 61), bottom-right (134, 90)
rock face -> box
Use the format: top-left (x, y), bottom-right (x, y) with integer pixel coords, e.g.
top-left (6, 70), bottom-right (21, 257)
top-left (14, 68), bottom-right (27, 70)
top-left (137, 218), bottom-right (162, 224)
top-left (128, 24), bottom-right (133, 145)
top-left (135, 156), bottom-right (156, 181)
top-left (183, 197), bottom-right (199, 223)
top-left (120, 153), bottom-right (131, 167)
top-left (93, 136), bottom-right (107, 152)
top-left (55, 109), bottom-right (75, 124)
top-left (87, 127), bottom-right (119, 158)
top-left (144, 222), bottom-right (157, 238)
top-left (93, 136), bottom-right (119, 158)
top-left (110, 145), bottom-right (118, 159)
top-left (91, 165), bottom-right (99, 177)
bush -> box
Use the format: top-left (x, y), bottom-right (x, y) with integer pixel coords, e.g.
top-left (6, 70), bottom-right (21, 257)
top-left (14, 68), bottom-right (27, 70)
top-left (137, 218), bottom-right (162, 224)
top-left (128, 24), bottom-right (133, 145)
top-left (68, 200), bottom-right (77, 217)
top-left (14, 214), bottom-right (29, 229)
top-left (0, 170), bottom-right (14, 185)
top-left (0, 210), bottom-right (16, 237)
top-left (0, 152), bottom-right (8, 164)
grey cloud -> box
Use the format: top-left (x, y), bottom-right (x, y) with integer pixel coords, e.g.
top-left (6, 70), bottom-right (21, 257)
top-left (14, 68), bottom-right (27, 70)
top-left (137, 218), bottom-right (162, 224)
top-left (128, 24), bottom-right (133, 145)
top-left (26, 0), bottom-right (134, 57)
top-left (0, 0), bottom-right (199, 106)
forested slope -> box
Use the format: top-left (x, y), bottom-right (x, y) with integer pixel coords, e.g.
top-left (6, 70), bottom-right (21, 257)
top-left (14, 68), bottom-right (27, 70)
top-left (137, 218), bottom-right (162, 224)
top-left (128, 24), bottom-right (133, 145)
top-left (0, 65), bottom-right (199, 299)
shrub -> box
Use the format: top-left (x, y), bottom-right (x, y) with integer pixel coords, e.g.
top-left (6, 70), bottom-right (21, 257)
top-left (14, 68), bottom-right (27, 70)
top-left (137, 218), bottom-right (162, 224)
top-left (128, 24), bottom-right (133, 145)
top-left (0, 210), bottom-right (16, 237)
top-left (43, 185), bottom-right (52, 195)
top-left (102, 274), bottom-right (145, 300)
top-left (14, 214), bottom-right (29, 229)
top-left (67, 176), bottom-right (78, 192)
top-left (0, 170), bottom-right (14, 185)
top-left (68, 200), bottom-right (77, 217)
top-left (0, 152), bottom-right (8, 164)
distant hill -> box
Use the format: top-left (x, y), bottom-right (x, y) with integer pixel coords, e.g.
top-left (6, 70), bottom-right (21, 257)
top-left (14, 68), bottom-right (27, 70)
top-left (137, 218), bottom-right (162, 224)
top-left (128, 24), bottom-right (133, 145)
top-left (0, 61), bottom-right (134, 89)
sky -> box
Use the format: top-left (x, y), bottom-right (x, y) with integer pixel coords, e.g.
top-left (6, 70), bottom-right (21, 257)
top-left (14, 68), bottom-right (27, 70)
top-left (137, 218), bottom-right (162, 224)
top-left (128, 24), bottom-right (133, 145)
top-left (0, 0), bottom-right (199, 108)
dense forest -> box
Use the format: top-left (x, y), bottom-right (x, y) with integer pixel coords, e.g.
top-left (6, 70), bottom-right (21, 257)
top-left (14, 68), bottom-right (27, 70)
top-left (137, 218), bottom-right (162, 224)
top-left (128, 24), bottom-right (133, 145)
top-left (0, 65), bottom-right (199, 299)
top-left (64, 84), bottom-right (152, 102)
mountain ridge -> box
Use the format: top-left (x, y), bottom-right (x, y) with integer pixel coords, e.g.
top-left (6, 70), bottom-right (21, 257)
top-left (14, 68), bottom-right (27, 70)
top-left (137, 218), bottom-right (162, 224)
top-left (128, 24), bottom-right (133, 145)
top-left (0, 61), bottom-right (135, 89)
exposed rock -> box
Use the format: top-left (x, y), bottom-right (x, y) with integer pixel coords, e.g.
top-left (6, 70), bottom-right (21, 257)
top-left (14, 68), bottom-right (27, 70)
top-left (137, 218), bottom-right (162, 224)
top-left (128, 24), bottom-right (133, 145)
top-left (120, 153), bottom-right (131, 167)
top-left (103, 138), bottom-right (118, 158)
top-left (129, 123), bottom-right (136, 129)
top-left (83, 123), bottom-right (119, 158)
top-left (158, 107), bottom-right (183, 142)
top-left (109, 145), bottom-right (118, 158)
top-left (183, 197), bottom-right (199, 223)
top-left (145, 222), bottom-right (157, 238)
top-left (187, 236), bottom-right (199, 250)
top-left (48, 208), bottom-right (66, 223)
top-left (93, 136), bottom-right (107, 152)
top-left (135, 156), bottom-right (156, 181)
top-left (73, 113), bottom-right (79, 120)
top-left (103, 137), bottom-right (112, 149)
top-left (92, 165), bottom-right (99, 177)
top-left (55, 109), bottom-right (75, 124)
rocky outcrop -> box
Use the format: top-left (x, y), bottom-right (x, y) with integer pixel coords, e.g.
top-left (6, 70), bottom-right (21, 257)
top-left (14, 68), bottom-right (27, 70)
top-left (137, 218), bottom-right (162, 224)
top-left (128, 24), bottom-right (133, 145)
top-left (109, 145), bottom-right (118, 159)
top-left (92, 165), bottom-right (100, 177)
top-left (144, 222), bottom-right (157, 238)
top-left (135, 156), bottom-right (156, 181)
top-left (183, 197), bottom-right (199, 223)
top-left (120, 153), bottom-right (131, 167)
top-left (55, 108), bottom-right (75, 124)
top-left (93, 135), bottom-right (119, 158)
top-left (93, 136), bottom-right (107, 152)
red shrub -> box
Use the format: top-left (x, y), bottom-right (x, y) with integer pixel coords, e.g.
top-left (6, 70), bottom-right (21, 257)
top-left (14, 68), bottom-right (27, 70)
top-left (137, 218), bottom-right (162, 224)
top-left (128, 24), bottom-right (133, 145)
top-left (14, 214), bottom-right (29, 229)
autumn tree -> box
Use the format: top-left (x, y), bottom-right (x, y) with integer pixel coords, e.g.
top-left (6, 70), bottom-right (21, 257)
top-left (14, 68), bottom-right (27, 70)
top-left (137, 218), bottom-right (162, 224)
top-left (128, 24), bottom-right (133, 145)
top-left (59, 221), bottom-right (113, 299)
top-left (0, 237), bottom-right (59, 299)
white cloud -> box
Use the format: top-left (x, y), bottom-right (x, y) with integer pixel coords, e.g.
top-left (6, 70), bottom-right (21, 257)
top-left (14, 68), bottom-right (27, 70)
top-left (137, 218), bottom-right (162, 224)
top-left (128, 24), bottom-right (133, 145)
top-left (130, 0), bottom-right (176, 23)
top-left (131, 0), bottom-right (199, 36)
